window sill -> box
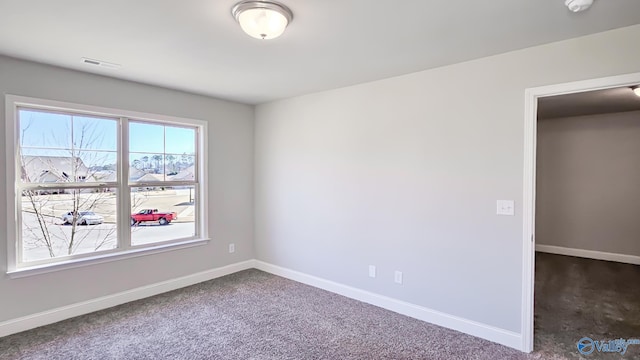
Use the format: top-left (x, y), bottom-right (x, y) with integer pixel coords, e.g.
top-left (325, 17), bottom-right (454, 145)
top-left (7, 238), bottom-right (210, 279)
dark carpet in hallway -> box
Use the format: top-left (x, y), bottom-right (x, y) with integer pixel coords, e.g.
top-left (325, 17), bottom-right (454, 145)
top-left (535, 252), bottom-right (640, 359)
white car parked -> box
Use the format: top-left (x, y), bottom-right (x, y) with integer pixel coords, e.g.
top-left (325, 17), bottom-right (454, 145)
top-left (61, 211), bottom-right (104, 225)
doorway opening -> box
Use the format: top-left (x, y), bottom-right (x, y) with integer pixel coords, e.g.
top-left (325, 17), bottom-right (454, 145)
top-left (521, 72), bottom-right (640, 353)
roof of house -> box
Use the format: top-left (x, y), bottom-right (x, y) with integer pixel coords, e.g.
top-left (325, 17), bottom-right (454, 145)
top-left (128, 167), bottom-right (146, 181)
top-left (135, 173), bottom-right (165, 183)
top-left (21, 156), bottom-right (89, 183)
top-left (170, 165), bottom-right (195, 181)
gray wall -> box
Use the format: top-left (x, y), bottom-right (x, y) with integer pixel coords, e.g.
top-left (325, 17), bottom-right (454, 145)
top-left (254, 24), bottom-right (640, 333)
top-left (536, 110), bottom-right (640, 257)
top-left (0, 55), bottom-right (254, 322)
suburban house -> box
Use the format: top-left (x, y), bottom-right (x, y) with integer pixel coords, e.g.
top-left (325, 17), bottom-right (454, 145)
top-left (1, 1), bottom-right (640, 358)
top-left (21, 156), bottom-right (90, 183)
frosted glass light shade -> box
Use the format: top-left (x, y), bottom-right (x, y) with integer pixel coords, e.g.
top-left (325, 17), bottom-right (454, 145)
top-left (634, 87), bottom-right (640, 97)
top-left (238, 8), bottom-right (287, 39)
top-left (232, 1), bottom-right (293, 40)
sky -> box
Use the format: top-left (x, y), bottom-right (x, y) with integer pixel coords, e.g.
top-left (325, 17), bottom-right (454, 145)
top-left (18, 109), bottom-right (196, 167)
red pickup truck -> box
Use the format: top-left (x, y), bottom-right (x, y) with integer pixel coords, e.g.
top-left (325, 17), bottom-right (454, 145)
top-left (131, 209), bottom-right (178, 226)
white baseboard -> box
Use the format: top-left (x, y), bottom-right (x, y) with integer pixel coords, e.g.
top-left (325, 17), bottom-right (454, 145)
top-left (254, 261), bottom-right (523, 351)
top-left (0, 260), bottom-right (255, 338)
top-left (1, 259), bottom-right (524, 351)
top-left (536, 244), bottom-right (640, 265)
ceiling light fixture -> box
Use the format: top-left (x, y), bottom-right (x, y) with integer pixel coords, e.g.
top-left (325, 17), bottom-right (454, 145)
top-left (232, 1), bottom-right (293, 40)
top-left (565, 0), bottom-right (594, 12)
top-left (633, 86), bottom-right (640, 97)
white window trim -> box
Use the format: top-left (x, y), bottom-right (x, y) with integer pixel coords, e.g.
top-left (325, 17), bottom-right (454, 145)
top-left (5, 95), bottom-right (210, 275)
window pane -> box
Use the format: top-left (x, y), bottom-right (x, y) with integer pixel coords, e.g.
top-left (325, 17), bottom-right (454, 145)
top-left (168, 155), bottom-right (195, 181)
top-left (128, 123), bottom-right (197, 183)
top-left (72, 116), bottom-right (117, 151)
top-left (19, 110), bottom-right (118, 184)
top-left (163, 154), bottom-right (195, 181)
top-left (81, 151), bottom-right (118, 183)
top-left (129, 153), bottom-right (165, 182)
top-left (129, 122), bottom-right (164, 153)
top-left (131, 186), bottom-right (196, 246)
top-left (165, 126), bottom-right (195, 155)
top-left (21, 188), bottom-right (118, 262)
top-left (19, 109), bottom-right (71, 149)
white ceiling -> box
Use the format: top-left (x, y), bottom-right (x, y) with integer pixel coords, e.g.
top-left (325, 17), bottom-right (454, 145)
top-left (538, 86), bottom-right (640, 120)
top-left (1, 0), bottom-right (640, 104)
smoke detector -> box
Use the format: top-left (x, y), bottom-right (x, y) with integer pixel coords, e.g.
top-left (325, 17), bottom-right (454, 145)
top-left (565, 0), bottom-right (594, 12)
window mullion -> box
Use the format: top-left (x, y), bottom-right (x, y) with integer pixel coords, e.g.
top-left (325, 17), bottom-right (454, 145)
top-left (18, 183), bottom-right (117, 191)
top-left (70, 115), bottom-right (76, 182)
top-left (15, 186), bottom-right (23, 267)
top-left (119, 117), bottom-right (131, 251)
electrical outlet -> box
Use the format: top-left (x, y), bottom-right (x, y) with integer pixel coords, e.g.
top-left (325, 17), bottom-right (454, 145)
top-left (369, 265), bottom-right (376, 278)
top-left (228, 243), bottom-right (235, 253)
top-left (394, 271), bottom-right (403, 284)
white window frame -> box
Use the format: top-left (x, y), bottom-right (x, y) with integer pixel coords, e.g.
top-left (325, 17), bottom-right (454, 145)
top-left (5, 95), bottom-right (209, 277)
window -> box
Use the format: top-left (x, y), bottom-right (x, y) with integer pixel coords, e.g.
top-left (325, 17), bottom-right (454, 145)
top-left (128, 121), bottom-right (198, 246)
top-left (6, 95), bottom-right (208, 272)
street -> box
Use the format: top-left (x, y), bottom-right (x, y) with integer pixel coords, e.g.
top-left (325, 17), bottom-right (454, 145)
top-left (21, 212), bottom-right (195, 262)
top-left (20, 188), bottom-right (197, 262)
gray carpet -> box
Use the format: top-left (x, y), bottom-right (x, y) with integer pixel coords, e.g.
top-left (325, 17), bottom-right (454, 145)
top-left (1, 269), bottom-right (570, 359)
top-left (535, 253), bottom-right (640, 359)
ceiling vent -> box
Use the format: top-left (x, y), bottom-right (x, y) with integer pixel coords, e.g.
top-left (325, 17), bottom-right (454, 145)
top-left (81, 57), bottom-right (121, 70)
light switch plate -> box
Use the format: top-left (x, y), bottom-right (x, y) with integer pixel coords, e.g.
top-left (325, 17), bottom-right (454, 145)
top-left (497, 200), bottom-right (515, 216)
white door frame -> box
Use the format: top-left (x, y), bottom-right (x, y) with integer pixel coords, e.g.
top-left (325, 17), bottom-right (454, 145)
top-left (521, 71), bottom-right (640, 353)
